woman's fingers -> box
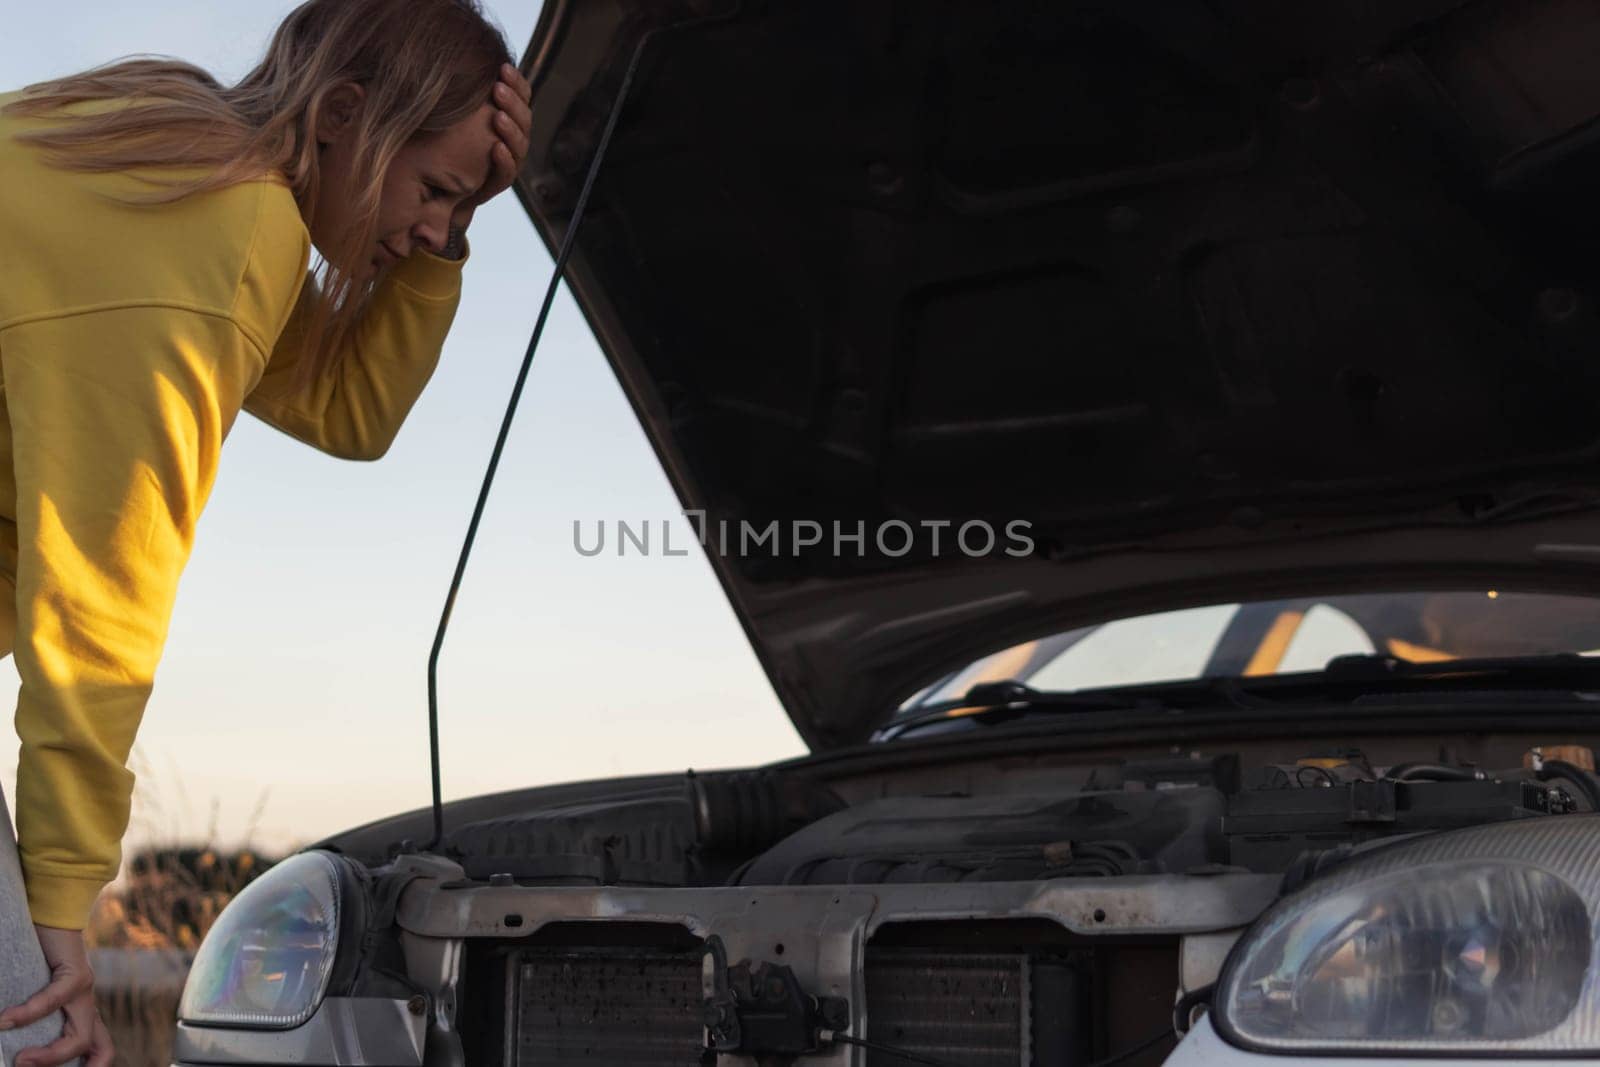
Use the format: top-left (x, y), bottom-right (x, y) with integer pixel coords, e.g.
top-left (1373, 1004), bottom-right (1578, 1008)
top-left (12, 1018), bottom-right (92, 1067)
top-left (458, 63), bottom-right (532, 222)
top-left (492, 88), bottom-right (531, 159)
top-left (6, 927), bottom-right (113, 1067)
top-left (498, 100), bottom-right (530, 147)
top-left (84, 1017), bottom-right (115, 1067)
top-left (0, 969), bottom-right (87, 1031)
top-left (482, 138), bottom-right (517, 199)
top-left (480, 76), bottom-right (529, 200)
top-left (492, 109), bottom-right (527, 153)
top-left (495, 64), bottom-right (532, 150)
top-left (494, 76), bottom-right (532, 126)
top-left (502, 62), bottom-right (533, 107)
top-left (10, 972), bottom-right (112, 1067)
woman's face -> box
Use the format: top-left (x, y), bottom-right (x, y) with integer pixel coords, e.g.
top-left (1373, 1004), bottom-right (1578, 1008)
top-left (311, 85), bottom-right (497, 277)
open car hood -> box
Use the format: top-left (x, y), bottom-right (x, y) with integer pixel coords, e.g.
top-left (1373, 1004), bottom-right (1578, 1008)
top-left (514, 0), bottom-right (1600, 750)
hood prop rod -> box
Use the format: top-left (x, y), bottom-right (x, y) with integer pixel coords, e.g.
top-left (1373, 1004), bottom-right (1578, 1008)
top-left (419, 31), bottom-right (652, 854)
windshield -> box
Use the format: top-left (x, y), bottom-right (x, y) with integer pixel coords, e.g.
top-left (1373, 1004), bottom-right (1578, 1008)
top-left (895, 590), bottom-right (1600, 716)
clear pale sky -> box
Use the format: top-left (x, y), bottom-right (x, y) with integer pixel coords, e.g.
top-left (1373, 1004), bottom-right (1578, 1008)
top-left (1, 0), bottom-right (804, 861)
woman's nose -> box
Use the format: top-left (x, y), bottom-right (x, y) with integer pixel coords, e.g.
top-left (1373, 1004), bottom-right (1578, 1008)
top-left (412, 206), bottom-right (453, 254)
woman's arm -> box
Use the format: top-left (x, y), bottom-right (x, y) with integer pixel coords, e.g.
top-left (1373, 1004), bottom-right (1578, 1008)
top-left (243, 246), bottom-right (466, 461)
top-left (4, 305), bottom-right (265, 931)
top-left (244, 57), bottom-right (532, 462)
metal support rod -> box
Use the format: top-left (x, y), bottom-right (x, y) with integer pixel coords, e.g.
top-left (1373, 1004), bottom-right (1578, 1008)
top-left (421, 30), bottom-right (653, 853)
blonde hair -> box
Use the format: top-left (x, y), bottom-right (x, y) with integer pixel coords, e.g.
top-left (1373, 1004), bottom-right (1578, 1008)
top-left (1, 0), bottom-right (512, 381)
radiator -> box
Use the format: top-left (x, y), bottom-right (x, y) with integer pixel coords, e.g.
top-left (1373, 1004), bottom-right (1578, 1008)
top-left (865, 950), bottom-right (1028, 1066)
top-left (514, 951), bottom-right (704, 1065)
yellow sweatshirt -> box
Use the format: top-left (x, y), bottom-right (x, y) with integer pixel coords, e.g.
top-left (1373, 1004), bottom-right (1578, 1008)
top-left (0, 92), bottom-right (466, 929)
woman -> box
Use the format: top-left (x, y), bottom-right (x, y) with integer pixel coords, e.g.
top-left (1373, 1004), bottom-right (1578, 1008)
top-left (0, 1), bottom-right (534, 1063)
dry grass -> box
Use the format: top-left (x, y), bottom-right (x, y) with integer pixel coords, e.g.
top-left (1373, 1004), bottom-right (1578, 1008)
top-left (89, 952), bottom-right (185, 1067)
top-left (76, 759), bottom-right (284, 1067)
top-left (86, 845), bottom-right (278, 1067)
top-left (0, 752), bottom-right (298, 1066)
top-left (85, 846), bottom-right (269, 952)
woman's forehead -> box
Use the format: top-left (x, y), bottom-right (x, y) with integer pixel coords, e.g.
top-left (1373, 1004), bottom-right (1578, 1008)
top-left (407, 105), bottom-right (496, 189)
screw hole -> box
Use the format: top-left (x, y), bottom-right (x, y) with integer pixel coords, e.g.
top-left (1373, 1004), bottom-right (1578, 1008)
top-left (775, 943), bottom-right (785, 956)
top-left (504, 914), bottom-right (523, 928)
top-left (1093, 908), bottom-right (1107, 923)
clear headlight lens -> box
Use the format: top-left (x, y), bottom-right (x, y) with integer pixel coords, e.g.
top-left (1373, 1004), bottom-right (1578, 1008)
top-left (178, 851), bottom-right (347, 1029)
top-left (1217, 817), bottom-right (1600, 1054)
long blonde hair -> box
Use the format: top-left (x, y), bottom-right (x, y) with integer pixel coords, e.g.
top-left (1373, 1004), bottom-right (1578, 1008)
top-left (1, 0), bottom-right (512, 381)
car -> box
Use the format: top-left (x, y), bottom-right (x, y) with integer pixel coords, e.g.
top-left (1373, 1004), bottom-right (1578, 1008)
top-left (172, 1), bottom-right (1600, 1065)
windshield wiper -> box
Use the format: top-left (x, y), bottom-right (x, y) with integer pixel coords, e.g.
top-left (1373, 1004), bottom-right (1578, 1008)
top-left (878, 655), bottom-right (1600, 743)
top-left (1322, 652), bottom-right (1600, 683)
top-left (876, 680), bottom-right (1169, 741)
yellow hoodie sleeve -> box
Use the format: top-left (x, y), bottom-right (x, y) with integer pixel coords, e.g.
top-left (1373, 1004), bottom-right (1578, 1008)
top-left (244, 246), bottom-right (467, 460)
top-left (6, 307), bottom-right (267, 930)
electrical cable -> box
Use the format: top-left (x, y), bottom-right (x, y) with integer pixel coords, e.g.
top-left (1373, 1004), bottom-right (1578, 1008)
top-left (1386, 762), bottom-right (1477, 782)
top-left (1296, 765), bottom-right (1338, 788)
top-left (1172, 983), bottom-right (1215, 1035)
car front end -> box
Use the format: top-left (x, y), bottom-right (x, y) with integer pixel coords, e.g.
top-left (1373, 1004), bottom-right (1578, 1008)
top-left (175, 0), bottom-right (1600, 1062)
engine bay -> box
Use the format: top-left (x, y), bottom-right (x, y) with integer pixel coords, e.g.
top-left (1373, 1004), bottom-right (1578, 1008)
top-left (384, 742), bottom-right (1600, 1066)
top-left (176, 729), bottom-right (1600, 1067)
top-left (437, 745), bottom-right (1590, 892)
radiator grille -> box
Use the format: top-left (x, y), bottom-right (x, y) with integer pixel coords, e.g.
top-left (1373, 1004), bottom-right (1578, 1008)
top-left (515, 952), bottom-right (704, 1065)
top-left (865, 950), bottom-right (1027, 1066)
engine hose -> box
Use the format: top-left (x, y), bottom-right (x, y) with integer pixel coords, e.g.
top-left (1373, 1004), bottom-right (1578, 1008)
top-left (1387, 762), bottom-right (1478, 782)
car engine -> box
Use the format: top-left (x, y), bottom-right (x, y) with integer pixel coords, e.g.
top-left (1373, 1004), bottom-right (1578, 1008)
top-left (373, 746), bottom-right (1593, 1067)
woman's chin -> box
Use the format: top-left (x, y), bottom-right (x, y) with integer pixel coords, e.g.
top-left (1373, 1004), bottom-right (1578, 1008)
top-left (365, 245), bottom-right (405, 278)
top-left (309, 238), bottom-right (388, 281)
top-left (356, 255), bottom-right (386, 281)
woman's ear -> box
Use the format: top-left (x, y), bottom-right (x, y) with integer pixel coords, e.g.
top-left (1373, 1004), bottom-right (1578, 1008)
top-left (315, 81), bottom-right (367, 146)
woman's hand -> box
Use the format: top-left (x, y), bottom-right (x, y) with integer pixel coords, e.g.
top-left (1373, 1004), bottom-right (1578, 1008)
top-left (0, 924), bottom-right (114, 1067)
top-left (451, 62), bottom-right (534, 235)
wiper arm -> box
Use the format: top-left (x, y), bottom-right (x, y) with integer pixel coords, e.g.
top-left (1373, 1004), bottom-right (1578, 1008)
top-left (1323, 652), bottom-right (1600, 682)
top-left (878, 654), bottom-right (1600, 743)
top-left (964, 679), bottom-right (1155, 708)
top-left (876, 680), bottom-right (1164, 741)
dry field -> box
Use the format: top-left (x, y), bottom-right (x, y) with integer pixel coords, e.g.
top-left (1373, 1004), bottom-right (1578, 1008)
top-left (85, 846), bottom-right (274, 1067)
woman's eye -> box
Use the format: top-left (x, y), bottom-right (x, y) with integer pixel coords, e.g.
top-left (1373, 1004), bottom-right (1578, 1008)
top-left (423, 183), bottom-right (447, 201)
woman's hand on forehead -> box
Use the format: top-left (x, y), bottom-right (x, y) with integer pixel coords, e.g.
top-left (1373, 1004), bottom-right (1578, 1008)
top-left (451, 63), bottom-right (534, 233)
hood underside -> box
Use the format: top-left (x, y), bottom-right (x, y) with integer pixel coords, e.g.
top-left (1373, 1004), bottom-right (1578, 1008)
top-left (515, 0), bottom-right (1600, 749)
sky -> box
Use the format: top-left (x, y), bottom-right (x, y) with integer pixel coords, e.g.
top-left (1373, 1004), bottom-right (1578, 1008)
top-left (0, 0), bottom-right (806, 862)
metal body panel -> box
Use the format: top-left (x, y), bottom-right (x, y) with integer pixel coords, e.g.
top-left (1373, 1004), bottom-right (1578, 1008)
top-left (1179, 930), bottom-right (1244, 997)
top-left (395, 873), bottom-right (1282, 941)
top-left (1166, 1015), bottom-right (1600, 1067)
top-left (398, 931), bottom-right (466, 1067)
top-left (395, 872), bottom-right (1277, 1066)
top-left (171, 998), bottom-right (425, 1066)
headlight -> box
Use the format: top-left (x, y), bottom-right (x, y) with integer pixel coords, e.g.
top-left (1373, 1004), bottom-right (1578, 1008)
top-left (1216, 816), bottom-right (1600, 1055)
top-left (179, 850), bottom-right (360, 1029)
